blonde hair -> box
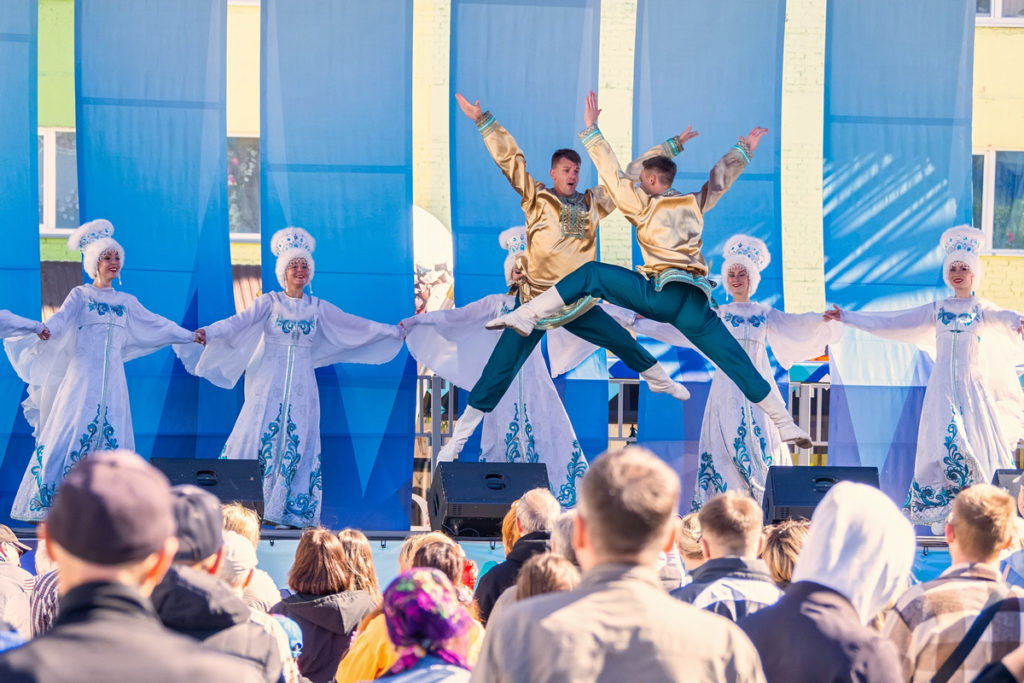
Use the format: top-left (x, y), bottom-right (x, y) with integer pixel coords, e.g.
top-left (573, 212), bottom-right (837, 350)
top-left (502, 501), bottom-right (521, 555)
top-left (516, 552), bottom-right (581, 600)
top-left (698, 492), bottom-right (762, 556)
top-left (337, 528), bottom-right (382, 604)
top-left (222, 503), bottom-right (261, 548)
top-left (676, 512), bottom-right (703, 560)
top-left (761, 519), bottom-right (810, 588)
top-left (951, 485), bottom-right (1015, 561)
top-left (398, 531), bottom-right (451, 572)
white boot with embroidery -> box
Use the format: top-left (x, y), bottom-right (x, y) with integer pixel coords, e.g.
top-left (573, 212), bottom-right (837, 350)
top-left (756, 391), bottom-right (813, 449)
top-left (485, 287), bottom-right (567, 337)
top-left (435, 406), bottom-right (485, 466)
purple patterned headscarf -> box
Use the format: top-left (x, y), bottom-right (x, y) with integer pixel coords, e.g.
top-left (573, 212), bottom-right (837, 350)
top-left (382, 568), bottom-right (471, 675)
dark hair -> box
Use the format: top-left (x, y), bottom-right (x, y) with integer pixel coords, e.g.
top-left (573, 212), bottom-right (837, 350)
top-left (551, 148), bottom-right (581, 168)
top-left (288, 528), bottom-right (349, 596)
top-left (642, 155), bottom-right (677, 185)
top-left (411, 539), bottom-right (465, 584)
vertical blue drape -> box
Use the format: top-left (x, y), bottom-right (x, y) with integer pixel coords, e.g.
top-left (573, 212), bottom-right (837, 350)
top-left (75, 0), bottom-right (235, 459)
top-left (822, 1), bottom-right (974, 508)
top-left (632, 0), bottom-right (786, 492)
top-left (261, 0), bottom-right (415, 530)
top-left (449, 0), bottom-right (601, 305)
top-left (0, 1), bottom-right (41, 523)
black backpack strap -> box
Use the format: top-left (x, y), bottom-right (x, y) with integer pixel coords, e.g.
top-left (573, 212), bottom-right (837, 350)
top-left (931, 584), bottom-right (1010, 683)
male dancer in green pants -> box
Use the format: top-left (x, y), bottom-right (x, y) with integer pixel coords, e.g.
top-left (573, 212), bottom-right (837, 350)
top-left (487, 91), bottom-right (812, 448)
top-left (440, 93), bottom-right (691, 461)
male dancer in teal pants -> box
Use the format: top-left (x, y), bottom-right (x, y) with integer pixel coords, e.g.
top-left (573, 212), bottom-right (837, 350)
top-left (487, 92), bottom-right (812, 448)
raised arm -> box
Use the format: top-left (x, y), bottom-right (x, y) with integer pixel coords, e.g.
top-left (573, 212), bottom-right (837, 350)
top-left (693, 127), bottom-right (766, 213)
top-left (456, 93), bottom-right (541, 210)
top-left (579, 92), bottom-right (650, 220)
top-left (624, 126), bottom-right (698, 181)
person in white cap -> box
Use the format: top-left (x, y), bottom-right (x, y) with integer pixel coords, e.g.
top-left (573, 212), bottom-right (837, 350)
top-left (825, 225), bottom-right (1024, 527)
top-left (4, 219), bottom-right (198, 522)
top-left (624, 235), bottom-right (840, 508)
top-left (182, 227), bottom-right (403, 528)
top-left (401, 227), bottom-right (589, 506)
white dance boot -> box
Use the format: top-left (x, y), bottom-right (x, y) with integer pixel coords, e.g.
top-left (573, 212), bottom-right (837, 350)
top-left (436, 406), bottom-right (485, 465)
top-left (485, 287), bottom-right (567, 337)
top-left (640, 365), bottom-right (690, 401)
top-left (756, 392), bottom-right (813, 449)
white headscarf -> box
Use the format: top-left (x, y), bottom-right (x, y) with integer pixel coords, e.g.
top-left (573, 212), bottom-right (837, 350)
top-left (791, 481), bottom-right (915, 625)
top-left (720, 234), bottom-right (770, 297)
top-left (940, 225), bottom-right (984, 290)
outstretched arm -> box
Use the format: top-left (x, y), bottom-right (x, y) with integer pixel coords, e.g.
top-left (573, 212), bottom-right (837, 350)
top-left (579, 91), bottom-right (651, 219)
top-left (693, 126), bottom-right (767, 213)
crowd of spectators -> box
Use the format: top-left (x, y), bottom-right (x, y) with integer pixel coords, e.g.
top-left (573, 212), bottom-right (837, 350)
top-left (3, 446), bottom-right (1024, 681)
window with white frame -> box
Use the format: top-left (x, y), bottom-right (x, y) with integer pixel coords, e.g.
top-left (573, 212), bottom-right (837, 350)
top-left (228, 136), bottom-right (260, 235)
top-left (976, 0), bottom-right (1024, 24)
top-left (973, 150), bottom-right (1024, 251)
top-left (38, 127), bottom-right (79, 235)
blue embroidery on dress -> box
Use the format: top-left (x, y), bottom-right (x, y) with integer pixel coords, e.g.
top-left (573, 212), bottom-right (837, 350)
top-left (504, 402), bottom-right (538, 464)
top-left (732, 410), bottom-right (757, 497)
top-left (556, 443), bottom-right (588, 507)
top-left (258, 403), bottom-right (286, 480)
top-left (29, 446), bottom-right (55, 512)
top-left (694, 452), bottom-right (727, 510)
top-left (723, 312), bottom-right (766, 328)
top-left (284, 464), bottom-right (321, 522)
top-left (88, 299), bottom-right (126, 317)
top-left (30, 404), bottom-right (117, 512)
top-left (274, 315), bottom-right (316, 335)
top-left (937, 306), bottom-right (980, 328)
top-left (904, 408), bottom-right (972, 516)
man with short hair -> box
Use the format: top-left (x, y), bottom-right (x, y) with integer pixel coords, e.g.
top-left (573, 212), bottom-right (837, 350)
top-left (439, 93), bottom-right (691, 463)
top-left (151, 484), bottom-right (283, 683)
top-left (473, 487), bottom-right (561, 624)
top-left (472, 447), bottom-right (766, 682)
top-left (883, 484), bottom-right (1024, 682)
top-left (672, 492), bottom-right (782, 620)
top-left (0, 450), bottom-right (262, 682)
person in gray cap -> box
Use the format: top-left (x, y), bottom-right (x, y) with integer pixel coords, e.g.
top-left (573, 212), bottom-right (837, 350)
top-left (0, 449), bottom-right (263, 683)
top-left (150, 483), bottom-right (284, 683)
top-left (0, 524), bottom-right (32, 638)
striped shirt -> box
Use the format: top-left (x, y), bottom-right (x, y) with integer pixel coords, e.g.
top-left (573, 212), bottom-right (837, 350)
top-left (30, 569), bottom-right (59, 637)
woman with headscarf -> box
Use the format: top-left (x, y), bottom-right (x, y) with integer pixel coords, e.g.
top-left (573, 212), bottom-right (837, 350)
top-left (824, 226), bottom-right (1024, 528)
top-left (738, 482), bottom-right (915, 682)
top-left (181, 227), bottom-right (403, 528)
top-left (4, 219), bottom-right (196, 521)
top-left (378, 568), bottom-right (472, 682)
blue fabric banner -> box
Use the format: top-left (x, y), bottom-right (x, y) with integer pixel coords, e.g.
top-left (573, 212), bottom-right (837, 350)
top-left (822, 1), bottom-right (975, 507)
top-left (74, 0), bottom-right (235, 460)
top-left (261, 0), bottom-right (415, 529)
top-left (449, 0), bottom-right (601, 305)
top-left (0, 1), bottom-right (41, 522)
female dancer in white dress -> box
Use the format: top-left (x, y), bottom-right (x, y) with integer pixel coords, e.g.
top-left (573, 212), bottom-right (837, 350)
top-left (627, 236), bottom-right (839, 508)
top-left (4, 220), bottom-right (197, 521)
top-left (401, 228), bottom-right (588, 506)
top-left (825, 226), bottom-right (1024, 526)
top-left (183, 228), bottom-right (404, 527)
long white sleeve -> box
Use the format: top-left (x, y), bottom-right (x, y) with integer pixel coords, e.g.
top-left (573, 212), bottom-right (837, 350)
top-left (179, 295), bottom-right (275, 389)
top-left (311, 300), bottom-right (404, 368)
top-left (765, 310), bottom-right (843, 370)
top-left (839, 303), bottom-right (937, 349)
top-left (122, 295), bottom-right (194, 362)
top-left (0, 310), bottom-right (43, 338)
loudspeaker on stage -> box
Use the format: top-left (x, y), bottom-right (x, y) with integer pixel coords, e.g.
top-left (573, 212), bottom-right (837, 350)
top-left (150, 458), bottom-right (264, 519)
top-left (762, 465), bottom-right (880, 525)
top-left (429, 462), bottom-right (549, 539)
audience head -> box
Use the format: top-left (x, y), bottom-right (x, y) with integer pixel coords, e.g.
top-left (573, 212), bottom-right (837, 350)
top-left (398, 533), bottom-right (425, 572)
top-left (501, 502), bottom-right (521, 555)
top-left (169, 484), bottom-right (224, 573)
top-left (411, 537), bottom-right (465, 586)
top-left (761, 519), bottom-right (810, 588)
top-left (576, 446), bottom-right (680, 568)
top-left (946, 484), bottom-right (1014, 564)
top-left (337, 528), bottom-right (381, 604)
top-left (516, 552), bottom-right (581, 600)
top-left (382, 568), bottom-right (471, 674)
top-left (551, 512), bottom-right (579, 567)
top-left (218, 530), bottom-right (258, 592)
top-left (698, 492), bottom-right (763, 559)
top-left (792, 482), bottom-right (914, 625)
top-left (516, 489), bottom-right (561, 536)
top-left (221, 502), bottom-right (261, 549)
top-left (288, 527), bottom-right (350, 596)
top-left (41, 449), bottom-right (178, 597)
top-left (676, 512), bottom-right (705, 571)
top-left (0, 525), bottom-right (29, 566)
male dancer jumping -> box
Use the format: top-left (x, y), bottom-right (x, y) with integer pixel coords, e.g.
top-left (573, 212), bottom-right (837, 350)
top-left (440, 93), bottom-right (690, 460)
top-left (487, 92), bottom-right (812, 447)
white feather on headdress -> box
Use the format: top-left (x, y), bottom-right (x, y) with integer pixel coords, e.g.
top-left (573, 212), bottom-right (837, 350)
top-left (720, 234), bottom-right (770, 297)
top-left (271, 227), bottom-right (316, 290)
top-left (499, 226), bottom-right (527, 286)
top-left (67, 219), bottom-right (124, 279)
top-left (940, 225), bottom-right (984, 290)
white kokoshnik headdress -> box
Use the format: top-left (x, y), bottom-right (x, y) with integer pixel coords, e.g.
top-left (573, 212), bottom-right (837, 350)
top-left (720, 234), bottom-right (770, 297)
top-left (271, 227), bottom-right (316, 290)
top-left (68, 219), bottom-right (124, 280)
top-left (940, 225), bottom-right (983, 290)
top-left (499, 226), bottom-right (527, 286)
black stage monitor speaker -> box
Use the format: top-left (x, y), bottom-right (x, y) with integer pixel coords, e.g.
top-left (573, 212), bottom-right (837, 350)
top-left (429, 462), bottom-right (549, 538)
top-left (762, 465), bottom-right (879, 525)
top-left (991, 469), bottom-right (1024, 512)
top-left (150, 458), bottom-right (264, 518)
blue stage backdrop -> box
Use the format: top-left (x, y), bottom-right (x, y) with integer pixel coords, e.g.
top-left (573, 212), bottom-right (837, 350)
top-left (632, 0), bottom-right (787, 496)
top-left (822, 0), bottom-right (975, 507)
top-left (0, 1), bottom-right (41, 522)
top-left (261, 0), bottom-right (415, 530)
top-left (74, 0), bottom-right (236, 460)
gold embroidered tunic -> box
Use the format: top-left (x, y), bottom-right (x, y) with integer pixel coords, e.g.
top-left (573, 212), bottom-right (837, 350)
top-left (580, 125), bottom-right (751, 281)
